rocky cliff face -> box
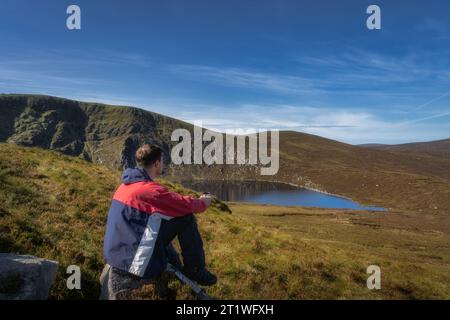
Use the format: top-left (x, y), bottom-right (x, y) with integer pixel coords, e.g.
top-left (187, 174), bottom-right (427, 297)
top-left (0, 94), bottom-right (193, 170)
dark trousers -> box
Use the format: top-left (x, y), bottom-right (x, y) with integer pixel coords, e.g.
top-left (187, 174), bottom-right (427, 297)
top-left (159, 214), bottom-right (206, 271)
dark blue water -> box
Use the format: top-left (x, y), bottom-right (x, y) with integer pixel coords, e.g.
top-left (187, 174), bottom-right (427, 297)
top-left (181, 180), bottom-right (387, 212)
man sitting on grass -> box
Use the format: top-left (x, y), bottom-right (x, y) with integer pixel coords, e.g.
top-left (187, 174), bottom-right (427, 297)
top-left (100, 144), bottom-right (216, 299)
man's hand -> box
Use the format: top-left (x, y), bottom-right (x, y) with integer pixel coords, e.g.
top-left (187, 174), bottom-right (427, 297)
top-left (199, 193), bottom-right (212, 208)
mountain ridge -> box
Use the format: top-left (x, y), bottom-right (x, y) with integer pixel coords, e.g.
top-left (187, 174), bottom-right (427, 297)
top-left (360, 139), bottom-right (450, 159)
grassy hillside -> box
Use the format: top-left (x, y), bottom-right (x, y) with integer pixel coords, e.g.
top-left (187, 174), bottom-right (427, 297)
top-left (0, 143), bottom-right (225, 299)
top-left (1, 143), bottom-right (450, 299)
top-left (232, 202), bottom-right (450, 299)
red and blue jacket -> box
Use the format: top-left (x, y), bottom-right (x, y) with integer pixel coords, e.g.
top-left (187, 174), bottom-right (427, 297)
top-left (103, 168), bottom-right (207, 278)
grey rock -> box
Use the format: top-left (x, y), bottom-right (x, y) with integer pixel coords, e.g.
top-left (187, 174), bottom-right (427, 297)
top-left (0, 253), bottom-right (58, 300)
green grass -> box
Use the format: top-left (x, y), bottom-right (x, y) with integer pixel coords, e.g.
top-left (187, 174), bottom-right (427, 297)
top-left (231, 203), bottom-right (450, 299)
top-left (1, 143), bottom-right (449, 299)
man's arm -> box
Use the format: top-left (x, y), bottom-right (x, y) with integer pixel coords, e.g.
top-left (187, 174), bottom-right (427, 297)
top-left (145, 184), bottom-right (209, 217)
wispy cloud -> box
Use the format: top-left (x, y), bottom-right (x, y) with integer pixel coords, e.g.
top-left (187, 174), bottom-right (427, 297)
top-left (414, 91), bottom-right (450, 110)
top-left (293, 48), bottom-right (445, 87)
top-left (2, 49), bottom-right (152, 68)
top-left (162, 101), bottom-right (448, 144)
top-left (0, 49), bottom-right (152, 95)
top-left (174, 103), bottom-right (382, 132)
top-left (402, 111), bottom-right (450, 125)
top-left (0, 65), bottom-right (111, 93)
top-left (167, 48), bottom-right (450, 101)
top-left (167, 64), bottom-right (322, 95)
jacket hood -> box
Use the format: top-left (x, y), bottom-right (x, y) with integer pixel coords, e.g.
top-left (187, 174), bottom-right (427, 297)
top-left (121, 168), bottom-right (152, 185)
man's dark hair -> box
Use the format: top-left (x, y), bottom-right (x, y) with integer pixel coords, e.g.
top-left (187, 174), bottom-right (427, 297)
top-left (135, 144), bottom-right (163, 167)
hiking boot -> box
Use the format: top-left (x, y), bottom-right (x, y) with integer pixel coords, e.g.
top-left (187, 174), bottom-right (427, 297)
top-left (183, 267), bottom-right (217, 286)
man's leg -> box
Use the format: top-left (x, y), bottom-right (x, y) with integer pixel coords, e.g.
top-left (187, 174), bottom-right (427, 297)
top-left (159, 214), bottom-right (216, 285)
top-left (160, 214), bottom-right (205, 270)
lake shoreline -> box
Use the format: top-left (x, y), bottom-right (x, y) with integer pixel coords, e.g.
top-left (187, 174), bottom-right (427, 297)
top-left (171, 177), bottom-right (388, 212)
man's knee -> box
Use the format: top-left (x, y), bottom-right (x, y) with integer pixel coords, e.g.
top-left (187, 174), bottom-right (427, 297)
top-left (173, 214), bottom-right (196, 226)
top-left (180, 213), bottom-right (195, 222)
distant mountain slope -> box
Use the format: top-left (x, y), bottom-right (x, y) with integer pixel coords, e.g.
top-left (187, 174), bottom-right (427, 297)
top-left (1, 94), bottom-right (450, 214)
top-left (360, 139), bottom-right (450, 160)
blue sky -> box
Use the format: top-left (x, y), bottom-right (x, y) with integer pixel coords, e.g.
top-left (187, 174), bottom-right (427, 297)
top-left (1, 0), bottom-right (450, 144)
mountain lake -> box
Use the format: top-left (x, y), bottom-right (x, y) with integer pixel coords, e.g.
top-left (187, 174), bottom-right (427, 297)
top-left (180, 180), bottom-right (387, 211)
